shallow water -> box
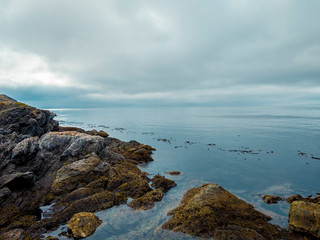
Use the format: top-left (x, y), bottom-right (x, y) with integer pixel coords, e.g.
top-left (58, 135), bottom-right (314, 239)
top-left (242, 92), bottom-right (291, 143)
top-left (48, 106), bottom-right (320, 239)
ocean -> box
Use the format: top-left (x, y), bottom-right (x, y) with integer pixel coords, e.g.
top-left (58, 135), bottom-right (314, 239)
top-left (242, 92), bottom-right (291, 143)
top-left (48, 106), bottom-right (320, 239)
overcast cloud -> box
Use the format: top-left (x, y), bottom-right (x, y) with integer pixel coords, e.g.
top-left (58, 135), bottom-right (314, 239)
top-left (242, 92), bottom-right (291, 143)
top-left (0, 0), bottom-right (319, 107)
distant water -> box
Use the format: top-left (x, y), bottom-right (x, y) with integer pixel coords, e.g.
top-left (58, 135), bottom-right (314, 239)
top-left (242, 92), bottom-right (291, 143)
top-left (49, 106), bottom-right (320, 239)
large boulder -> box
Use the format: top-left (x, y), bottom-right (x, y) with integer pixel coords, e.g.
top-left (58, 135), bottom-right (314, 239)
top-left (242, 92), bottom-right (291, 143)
top-left (289, 201), bottom-right (320, 238)
top-left (162, 183), bottom-right (282, 239)
top-left (67, 212), bottom-right (102, 239)
top-left (51, 154), bottom-right (108, 194)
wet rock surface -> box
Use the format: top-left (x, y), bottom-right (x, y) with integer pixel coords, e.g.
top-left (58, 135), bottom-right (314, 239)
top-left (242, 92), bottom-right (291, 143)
top-left (67, 212), bottom-right (102, 239)
top-left (162, 183), bottom-right (315, 239)
top-left (0, 95), bottom-right (176, 239)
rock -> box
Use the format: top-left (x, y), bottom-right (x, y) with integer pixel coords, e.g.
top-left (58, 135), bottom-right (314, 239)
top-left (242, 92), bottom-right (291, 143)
top-left (0, 96), bottom-right (58, 137)
top-left (58, 126), bottom-right (85, 133)
top-left (289, 201), bottom-right (320, 238)
top-left (115, 179), bottom-right (152, 199)
top-left (51, 154), bottom-right (107, 194)
top-left (151, 174), bottom-right (176, 192)
top-left (0, 187), bottom-right (11, 202)
top-left (0, 228), bottom-right (25, 240)
top-left (167, 171), bottom-right (181, 175)
top-left (98, 130), bottom-right (109, 137)
top-left (129, 189), bottom-right (164, 210)
top-left (262, 195), bottom-right (283, 204)
top-left (67, 212), bottom-right (102, 239)
top-left (286, 194), bottom-right (303, 203)
top-left (162, 183), bottom-right (282, 239)
top-left (39, 131), bottom-right (105, 159)
top-left (11, 136), bottom-right (39, 163)
top-left (0, 171), bottom-right (34, 190)
top-left (46, 236), bottom-right (59, 240)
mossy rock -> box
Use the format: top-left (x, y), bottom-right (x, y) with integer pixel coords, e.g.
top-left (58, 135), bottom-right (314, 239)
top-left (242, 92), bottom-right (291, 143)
top-left (67, 212), bottom-right (102, 239)
top-left (115, 179), bottom-right (152, 199)
top-left (151, 175), bottom-right (176, 192)
top-left (129, 189), bottom-right (164, 210)
top-left (289, 201), bottom-right (320, 238)
top-left (162, 183), bottom-right (281, 239)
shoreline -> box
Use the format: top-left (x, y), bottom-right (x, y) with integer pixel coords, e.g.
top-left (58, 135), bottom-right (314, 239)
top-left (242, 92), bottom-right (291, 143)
top-left (0, 95), bottom-right (319, 239)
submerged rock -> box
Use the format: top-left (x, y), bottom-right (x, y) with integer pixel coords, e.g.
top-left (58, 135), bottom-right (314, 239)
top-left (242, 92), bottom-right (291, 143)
top-left (289, 201), bottom-right (320, 238)
top-left (67, 212), bottom-right (102, 239)
top-left (262, 195), bottom-right (283, 204)
top-left (162, 183), bottom-right (282, 239)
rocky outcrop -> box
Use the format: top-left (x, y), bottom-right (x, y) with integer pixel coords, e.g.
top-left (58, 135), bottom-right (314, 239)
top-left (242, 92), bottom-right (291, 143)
top-left (289, 201), bottom-right (320, 238)
top-left (162, 183), bottom-right (311, 240)
top-left (0, 95), bottom-right (177, 239)
top-left (0, 94), bottom-right (58, 137)
top-left (67, 212), bottom-right (102, 239)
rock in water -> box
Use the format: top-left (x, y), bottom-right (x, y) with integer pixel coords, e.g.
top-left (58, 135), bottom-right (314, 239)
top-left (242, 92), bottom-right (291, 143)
top-left (262, 195), bottom-right (283, 204)
top-left (67, 212), bottom-right (102, 239)
top-left (289, 201), bottom-right (320, 238)
top-left (162, 183), bottom-right (282, 239)
top-left (129, 189), bottom-right (164, 210)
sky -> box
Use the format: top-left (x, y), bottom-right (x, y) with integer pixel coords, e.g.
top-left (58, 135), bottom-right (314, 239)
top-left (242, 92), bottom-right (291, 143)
top-left (0, 0), bottom-right (320, 108)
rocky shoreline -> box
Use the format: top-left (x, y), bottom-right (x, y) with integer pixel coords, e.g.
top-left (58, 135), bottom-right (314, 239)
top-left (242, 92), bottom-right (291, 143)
top-left (0, 95), bottom-right (175, 239)
top-left (0, 94), bottom-right (319, 240)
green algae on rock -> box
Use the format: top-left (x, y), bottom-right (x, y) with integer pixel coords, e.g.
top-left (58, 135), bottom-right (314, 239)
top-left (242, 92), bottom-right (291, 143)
top-left (67, 212), bottom-right (102, 239)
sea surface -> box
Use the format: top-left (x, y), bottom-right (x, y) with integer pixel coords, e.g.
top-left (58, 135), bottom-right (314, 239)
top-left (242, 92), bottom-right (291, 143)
top-left (47, 106), bottom-right (320, 239)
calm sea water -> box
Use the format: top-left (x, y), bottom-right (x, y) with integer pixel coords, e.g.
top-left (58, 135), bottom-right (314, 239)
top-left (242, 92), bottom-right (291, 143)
top-left (47, 106), bottom-right (320, 239)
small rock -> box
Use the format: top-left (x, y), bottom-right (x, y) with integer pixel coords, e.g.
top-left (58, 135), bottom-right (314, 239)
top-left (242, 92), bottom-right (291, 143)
top-left (289, 201), bottom-right (320, 238)
top-left (151, 174), bottom-right (176, 192)
top-left (167, 171), bottom-right (181, 175)
top-left (98, 130), bottom-right (109, 137)
top-left (286, 194), bottom-right (303, 204)
top-left (262, 195), bottom-right (283, 204)
top-left (67, 212), bottom-right (102, 239)
top-left (46, 236), bottom-right (59, 240)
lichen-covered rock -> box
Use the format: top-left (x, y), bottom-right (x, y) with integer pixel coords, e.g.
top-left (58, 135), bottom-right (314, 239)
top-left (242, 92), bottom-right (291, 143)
top-left (262, 195), bottom-right (283, 204)
top-left (67, 212), bottom-right (102, 239)
top-left (286, 194), bottom-right (303, 203)
top-left (162, 183), bottom-right (282, 239)
top-left (289, 201), bottom-right (320, 238)
top-left (151, 174), bottom-right (176, 192)
top-left (129, 189), bottom-right (164, 210)
top-left (51, 153), bottom-right (107, 194)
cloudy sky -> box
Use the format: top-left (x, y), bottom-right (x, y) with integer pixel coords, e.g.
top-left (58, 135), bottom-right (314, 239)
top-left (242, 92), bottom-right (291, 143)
top-left (0, 0), bottom-right (319, 108)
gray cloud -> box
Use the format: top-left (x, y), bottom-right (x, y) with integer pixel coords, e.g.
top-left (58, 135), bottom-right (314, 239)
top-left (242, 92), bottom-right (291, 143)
top-left (0, 0), bottom-right (320, 107)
